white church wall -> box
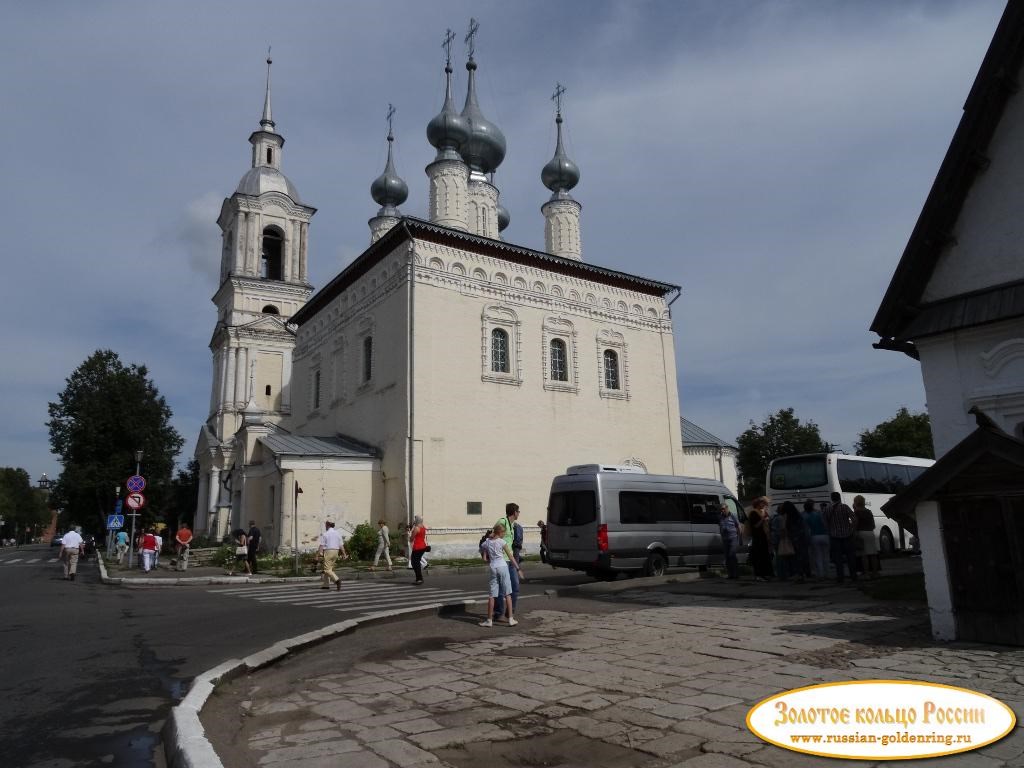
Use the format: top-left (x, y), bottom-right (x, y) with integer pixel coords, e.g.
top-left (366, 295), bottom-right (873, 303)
top-left (916, 316), bottom-right (1024, 457)
top-left (681, 446), bottom-right (739, 496)
top-left (408, 240), bottom-right (683, 543)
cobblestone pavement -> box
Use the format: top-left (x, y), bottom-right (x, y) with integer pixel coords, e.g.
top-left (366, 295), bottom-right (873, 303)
top-left (201, 585), bottom-right (1024, 768)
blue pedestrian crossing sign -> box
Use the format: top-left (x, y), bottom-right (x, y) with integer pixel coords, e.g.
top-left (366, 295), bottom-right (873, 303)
top-left (107, 514), bottom-right (125, 530)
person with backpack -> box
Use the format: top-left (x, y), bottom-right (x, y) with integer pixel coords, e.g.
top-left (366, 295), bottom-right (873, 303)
top-left (492, 503), bottom-right (522, 622)
top-left (478, 521), bottom-right (522, 627)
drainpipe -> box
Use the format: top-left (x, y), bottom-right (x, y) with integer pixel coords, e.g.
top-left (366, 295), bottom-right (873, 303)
top-left (403, 228), bottom-right (416, 528)
top-left (661, 287), bottom-right (682, 474)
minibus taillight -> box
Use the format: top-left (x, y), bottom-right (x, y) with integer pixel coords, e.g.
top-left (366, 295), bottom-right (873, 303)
top-left (597, 524), bottom-right (608, 552)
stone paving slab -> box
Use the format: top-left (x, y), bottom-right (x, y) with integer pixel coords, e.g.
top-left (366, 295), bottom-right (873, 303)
top-left (197, 583), bottom-right (1024, 768)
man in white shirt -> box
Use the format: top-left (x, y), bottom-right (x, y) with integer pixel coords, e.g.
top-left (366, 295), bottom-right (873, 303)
top-left (60, 527), bottom-right (85, 581)
top-left (318, 521), bottom-right (348, 591)
top-left (153, 532), bottom-right (163, 569)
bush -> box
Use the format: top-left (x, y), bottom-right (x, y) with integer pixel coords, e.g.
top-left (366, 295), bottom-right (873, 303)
top-left (347, 522), bottom-right (378, 561)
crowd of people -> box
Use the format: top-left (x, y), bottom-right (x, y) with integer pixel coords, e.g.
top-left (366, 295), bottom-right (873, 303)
top-left (738, 492), bottom-right (881, 584)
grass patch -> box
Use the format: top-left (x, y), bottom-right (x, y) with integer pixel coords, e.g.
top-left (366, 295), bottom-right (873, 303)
top-left (857, 572), bottom-right (926, 601)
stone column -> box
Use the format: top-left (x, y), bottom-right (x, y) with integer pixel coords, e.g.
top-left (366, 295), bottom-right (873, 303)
top-left (207, 468), bottom-right (221, 536)
top-left (218, 348), bottom-right (229, 412)
top-left (223, 347), bottom-right (237, 411)
top-left (299, 223), bottom-right (308, 282)
top-left (233, 347), bottom-right (245, 406)
top-left (235, 212), bottom-right (246, 273)
top-left (291, 220), bottom-right (301, 282)
top-left (467, 177), bottom-right (499, 238)
top-left (281, 469), bottom-right (295, 551)
top-left (281, 348), bottom-right (292, 413)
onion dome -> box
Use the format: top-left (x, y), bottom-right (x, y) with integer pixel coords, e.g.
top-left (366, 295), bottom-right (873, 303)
top-left (427, 56), bottom-right (470, 161)
top-left (370, 118), bottom-right (408, 214)
top-left (460, 56), bottom-right (506, 175)
top-left (497, 201), bottom-right (510, 233)
top-left (542, 88), bottom-right (580, 199)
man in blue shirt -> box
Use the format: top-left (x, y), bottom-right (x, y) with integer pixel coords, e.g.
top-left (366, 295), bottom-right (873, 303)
top-left (718, 503), bottom-right (741, 579)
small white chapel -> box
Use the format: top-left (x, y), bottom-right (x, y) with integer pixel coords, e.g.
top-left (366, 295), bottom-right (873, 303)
top-left (194, 26), bottom-right (690, 554)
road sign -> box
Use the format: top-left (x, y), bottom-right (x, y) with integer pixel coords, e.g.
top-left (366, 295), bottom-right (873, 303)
top-left (107, 514), bottom-right (125, 530)
top-left (126, 475), bottom-right (146, 493)
top-left (125, 492), bottom-right (146, 510)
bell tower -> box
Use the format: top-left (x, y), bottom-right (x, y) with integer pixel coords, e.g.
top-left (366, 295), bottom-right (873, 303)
top-left (195, 56), bottom-right (316, 535)
top-left (208, 55), bottom-right (317, 439)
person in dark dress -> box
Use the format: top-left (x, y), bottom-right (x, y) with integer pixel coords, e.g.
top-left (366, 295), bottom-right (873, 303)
top-left (748, 496), bottom-right (774, 581)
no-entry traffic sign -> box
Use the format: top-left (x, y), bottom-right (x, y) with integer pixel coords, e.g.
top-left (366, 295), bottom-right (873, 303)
top-left (125, 492), bottom-right (146, 510)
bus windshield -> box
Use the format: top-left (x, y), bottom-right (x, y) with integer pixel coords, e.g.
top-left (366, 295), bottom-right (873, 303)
top-left (768, 456), bottom-right (827, 491)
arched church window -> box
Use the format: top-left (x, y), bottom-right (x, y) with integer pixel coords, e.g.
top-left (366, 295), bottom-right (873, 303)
top-left (265, 385), bottom-right (272, 397)
top-left (362, 336), bottom-right (373, 383)
top-left (491, 328), bottom-right (509, 373)
top-left (262, 305), bottom-right (280, 315)
top-left (550, 339), bottom-right (568, 382)
top-left (603, 349), bottom-right (620, 390)
top-left (266, 147), bottom-right (273, 164)
top-left (260, 228), bottom-right (283, 280)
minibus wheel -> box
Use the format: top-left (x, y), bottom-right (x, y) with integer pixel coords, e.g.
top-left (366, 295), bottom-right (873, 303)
top-left (644, 552), bottom-right (667, 577)
top-left (879, 528), bottom-right (895, 555)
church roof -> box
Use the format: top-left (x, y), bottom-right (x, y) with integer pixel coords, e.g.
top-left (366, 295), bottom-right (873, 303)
top-left (259, 432), bottom-right (378, 458)
top-left (872, 2), bottom-right (1024, 351)
top-left (236, 166), bottom-right (303, 203)
top-left (291, 216), bottom-right (680, 326)
top-left (680, 418), bottom-right (735, 449)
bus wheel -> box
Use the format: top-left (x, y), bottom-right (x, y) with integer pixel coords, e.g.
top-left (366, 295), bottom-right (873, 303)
top-left (879, 528), bottom-right (895, 555)
top-left (644, 552), bottom-right (667, 577)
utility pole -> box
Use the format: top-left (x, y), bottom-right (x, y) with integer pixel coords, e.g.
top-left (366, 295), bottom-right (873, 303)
top-left (293, 481), bottom-right (303, 575)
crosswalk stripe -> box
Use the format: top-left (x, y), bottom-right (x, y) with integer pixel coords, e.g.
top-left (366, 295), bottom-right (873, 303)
top-left (207, 580), bottom-right (483, 612)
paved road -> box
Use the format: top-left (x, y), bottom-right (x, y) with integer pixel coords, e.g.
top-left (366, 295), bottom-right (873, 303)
top-left (200, 577), bottom-right (1024, 768)
top-left (0, 546), bottom-right (586, 767)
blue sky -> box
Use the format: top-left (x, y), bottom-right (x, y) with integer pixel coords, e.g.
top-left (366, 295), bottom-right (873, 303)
top-left (0, 0), bottom-right (1006, 481)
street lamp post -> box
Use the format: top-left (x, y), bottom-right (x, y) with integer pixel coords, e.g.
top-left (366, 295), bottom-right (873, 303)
top-left (127, 450), bottom-right (142, 569)
top-left (293, 482), bottom-right (303, 576)
top-left (108, 485), bottom-right (120, 558)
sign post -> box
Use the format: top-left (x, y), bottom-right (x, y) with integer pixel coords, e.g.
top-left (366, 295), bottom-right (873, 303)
top-left (126, 473), bottom-right (146, 569)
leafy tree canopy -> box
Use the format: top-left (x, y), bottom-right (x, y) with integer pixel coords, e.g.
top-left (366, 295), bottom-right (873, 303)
top-left (0, 467), bottom-right (50, 538)
top-left (736, 408), bottom-right (831, 499)
top-left (47, 350), bottom-right (184, 531)
top-left (856, 407), bottom-right (934, 459)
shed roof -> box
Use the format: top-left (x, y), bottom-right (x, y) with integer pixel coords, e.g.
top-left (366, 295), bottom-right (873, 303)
top-left (258, 432), bottom-right (378, 458)
top-left (680, 418), bottom-right (735, 449)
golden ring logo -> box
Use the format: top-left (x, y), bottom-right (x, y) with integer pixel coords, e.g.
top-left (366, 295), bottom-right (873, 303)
top-left (746, 680), bottom-right (1016, 760)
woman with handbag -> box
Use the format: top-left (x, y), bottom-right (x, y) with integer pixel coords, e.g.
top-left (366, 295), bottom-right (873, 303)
top-left (228, 528), bottom-right (251, 576)
top-left (410, 516), bottom-right (429, 585)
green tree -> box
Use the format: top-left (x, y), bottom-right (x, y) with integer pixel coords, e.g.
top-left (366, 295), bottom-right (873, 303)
top-left (736, 408), bottom-right (831, 498)
top-left (856, 408), bottom-right (934, 459)
top-left (168, 459), bottom-right (200, 529)
top-left (0, 468), bottom-right (50, 542)
top-left (47, 350), bottom-right (184, 532)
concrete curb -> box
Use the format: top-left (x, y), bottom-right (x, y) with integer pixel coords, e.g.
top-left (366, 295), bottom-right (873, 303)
top-left (162, 596), bottom-right (488, 768)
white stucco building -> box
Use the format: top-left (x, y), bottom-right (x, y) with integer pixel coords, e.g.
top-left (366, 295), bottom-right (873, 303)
top-left (195, 43), bottom-right (685, 554)
top-left (679, 418), bottom-right (739, 495)
top-left (873, 3), bottom-right (1024, 645)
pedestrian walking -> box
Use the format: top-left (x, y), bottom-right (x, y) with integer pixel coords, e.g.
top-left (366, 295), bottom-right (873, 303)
top-left (370, 519), bottom-right (393, 571)
top-left (718, 503), bottom-right (741, 579)
top-left (114, 529), bottom-right (129, 566)
top-left (175, 524), bottom-right (193, 571)
top-left (853, 495), bottom-right (880, 578)
top-left (747, 497), bottom-right (774, 581)
top-left (824, 492), bottom-right (858, 584)
top-left (479, 521), bottom-right (522, 627)
top-left (804, 499), bottom-right (830, 579)
top-left (318, 521), bottom-right (347, 590)
top-left (140, 529), bottom-right (159, 573)
top-left (228, 528), bottom-right (251, 576)
top-left (492, 503), bottom-right (521, 620)
top-left (537, 519), bottom-right (548, 564)
top-left (409, 516), bottom-right (429, 584)
top-left (247, 520), bottom-right (262, 574)
top-left (153, 530), bottom-right (163, 569)
top-left (60, 526), bottom-right (84, 581)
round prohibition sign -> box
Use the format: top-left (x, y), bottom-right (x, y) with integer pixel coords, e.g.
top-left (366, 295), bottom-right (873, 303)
top-left (125, 492), bottom-right (146, 510)
top-left (126, 475), bottom-right (146, 493)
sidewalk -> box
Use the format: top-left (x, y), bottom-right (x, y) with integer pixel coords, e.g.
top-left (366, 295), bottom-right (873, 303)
top-left (170, 555), bottom-right (1024, 768)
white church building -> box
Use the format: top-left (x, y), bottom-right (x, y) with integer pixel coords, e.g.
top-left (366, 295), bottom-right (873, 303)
top-left (194, 35), bottom-right (695, 555)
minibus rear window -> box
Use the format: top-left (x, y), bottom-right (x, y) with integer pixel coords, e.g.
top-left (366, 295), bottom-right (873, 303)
top-left (548, 491), bottom-right (597, 526)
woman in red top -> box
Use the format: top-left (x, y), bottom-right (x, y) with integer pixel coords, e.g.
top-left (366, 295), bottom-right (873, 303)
top-left (410, 516), bottom-right (428, 584)
top-left (140, 529), bottom-right (159, 573)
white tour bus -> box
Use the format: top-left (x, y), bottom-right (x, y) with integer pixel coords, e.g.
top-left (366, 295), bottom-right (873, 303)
top-left (765, 453), bottom-right (934, 554)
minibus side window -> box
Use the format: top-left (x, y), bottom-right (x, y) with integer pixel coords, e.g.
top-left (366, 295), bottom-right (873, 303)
top-left (687, 493), bottom-right (720, 524)
top-left (620, 492), bottom-right (653, 524)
